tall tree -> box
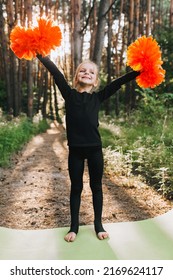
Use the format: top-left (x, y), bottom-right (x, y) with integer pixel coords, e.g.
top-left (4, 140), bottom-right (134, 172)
top-left (129, 0), bottom-right (134, 43)
top-left (92, 0), bottom-right (110, 68)
top-left (134, 0), bottom-right (140, 38)
top-left (7, 0), bottom-right (20, 116)
top-left (124, 0), bottom-right (135, 113)
top-left (146, 0), bottom-right (151, 36)
top-left (25, 0), bottom-right (33, 119)
top-left (170, 0), bottom-right (173, 27)
top-left (0, 2), bottom-right (11, 111)
top-left (105, 0), bottom-right (113, 115)
top-left (71, 0), bottom-right (82, 75)
top-left (89, 0), bottom-right (97, 59)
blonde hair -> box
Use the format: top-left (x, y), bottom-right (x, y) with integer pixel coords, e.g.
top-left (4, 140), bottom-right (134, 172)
top-left (73, 60), bottom-right (100, 92)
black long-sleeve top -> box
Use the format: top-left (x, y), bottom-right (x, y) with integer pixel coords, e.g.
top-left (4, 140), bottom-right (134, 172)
top-left (38, 56), bottom-right (139, 147)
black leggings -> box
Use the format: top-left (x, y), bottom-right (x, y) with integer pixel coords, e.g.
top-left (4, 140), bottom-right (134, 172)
top-left (68, 146), bottom-right (105, 234)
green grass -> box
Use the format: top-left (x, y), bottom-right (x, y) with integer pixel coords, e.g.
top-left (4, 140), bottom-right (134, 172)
top-left (100, 110), bottom-right (173, 199)
top-left (0, 116), bottom-right (50, 167)
top-left (99, 126), bottom-right (118, 148)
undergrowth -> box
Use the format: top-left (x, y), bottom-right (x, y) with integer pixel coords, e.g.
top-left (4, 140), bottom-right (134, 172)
top-left (0, 115), bottom-right (50, 167)
top-left (100, 94), bottom-right (173, 199)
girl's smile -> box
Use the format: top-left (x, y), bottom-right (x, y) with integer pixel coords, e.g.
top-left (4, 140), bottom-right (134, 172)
top-left (75, 62), bottom-right (98, 92)
top-left (78, 65), bottom-right (96, 83)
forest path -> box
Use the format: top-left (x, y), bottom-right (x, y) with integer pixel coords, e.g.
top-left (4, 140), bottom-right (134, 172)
top-left (0, 122), bottom-right (172, 231)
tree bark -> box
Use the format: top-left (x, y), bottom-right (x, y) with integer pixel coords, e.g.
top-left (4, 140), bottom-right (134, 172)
top-left (92, 0), bottom-right (110, 68)
top-left (25, 0), bottom-right (33, 119)
top-left (71, 0), bottom-right (82, 74)
top-left (146, 0), bottom-right (151, 36)
top-left (134, 0), bottom-right (140, 38)
top-left (0, 2), bottom-right (12, 111)
top-left (170, 0), bottom-right (173, 27)
top-left (105, 0), bottom-right (113, 115)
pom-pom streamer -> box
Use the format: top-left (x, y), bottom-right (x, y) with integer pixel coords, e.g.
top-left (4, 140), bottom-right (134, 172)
top-left (127, 36), bottom-right (165, 88)
top-left (10, 17), bottom-right (62, 60)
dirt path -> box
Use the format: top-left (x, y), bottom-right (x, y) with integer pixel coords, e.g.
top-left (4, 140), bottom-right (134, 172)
top-left (0, 122), bottom-right (172, 230)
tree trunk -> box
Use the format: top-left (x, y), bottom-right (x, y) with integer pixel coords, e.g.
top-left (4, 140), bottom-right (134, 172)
top-left (0, 2), bottom-right (12, 111)
top-left (53, 80), bottom-right (62, 123)
top-left (146, 0), bottom-right (151, 36)
top-left (7, 0), bottom-right (17, 115)
top-left (129, 0), bottom-right (134, 43)
top-left (134, 0), bottom-right (140, 38)
top-left (92, 0), bottom-right (110, 68)
top-left (25, 0), bottom-right (33, 119)
top-left (89, 0), bottom-right (97, 59)
top-left (170, 0), bottom-right (173, 27)
top-left (71, 0), bottom-right (82, 74)
top-left (105, 0), bottom-right (113, 115)
top-left (42, 70), bottom-right (48, 119)
top-left (124, 0), bottom-right (134, 114)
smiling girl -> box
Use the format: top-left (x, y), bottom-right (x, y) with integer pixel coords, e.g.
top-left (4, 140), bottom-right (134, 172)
top-left (37, 55), bottom-right (139, 242)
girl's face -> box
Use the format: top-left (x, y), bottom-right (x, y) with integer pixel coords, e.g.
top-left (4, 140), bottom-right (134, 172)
top-left (76, 62), bottom-right (98, 88)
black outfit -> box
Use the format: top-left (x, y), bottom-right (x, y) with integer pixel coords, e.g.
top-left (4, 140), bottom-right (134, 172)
top-left (38, 55), bottom-right (139, 234)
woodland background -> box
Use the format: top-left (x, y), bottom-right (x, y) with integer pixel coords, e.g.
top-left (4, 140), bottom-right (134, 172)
top-left (0, 0), bottom-right (173, 119)
top-left (1, 1), bottom-right (173, 198)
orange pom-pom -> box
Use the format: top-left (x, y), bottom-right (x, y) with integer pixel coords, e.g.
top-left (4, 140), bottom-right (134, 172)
top-left (136, 66), bottom-right (165, 88)
top-left (10, 17), bottom-right (62, 60)
top-left (127, 36), bottom-right (165, 88)
top-left (33, 18), bottom-right (62, 57)
top-left (10, 26), bottom-right (37, 60)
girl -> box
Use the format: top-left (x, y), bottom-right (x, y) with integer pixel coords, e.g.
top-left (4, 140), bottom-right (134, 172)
top-left (37, 55), bottom-right (139, 242)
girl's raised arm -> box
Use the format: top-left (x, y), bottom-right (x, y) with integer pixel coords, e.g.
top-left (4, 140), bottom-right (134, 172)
top-left (98, 70), bottom-right (140, 102)
top-left (37, 55), bottom-right (71, 100)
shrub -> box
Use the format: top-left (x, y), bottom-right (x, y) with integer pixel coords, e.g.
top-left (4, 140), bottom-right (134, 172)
top-left (100, 104), bottom-right (173, 198)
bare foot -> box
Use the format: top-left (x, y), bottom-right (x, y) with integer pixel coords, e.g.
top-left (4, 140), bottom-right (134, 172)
top-left (64, 232), bottom-right (77, 242)
top-left (97, 231), bottom-right (109, 240)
